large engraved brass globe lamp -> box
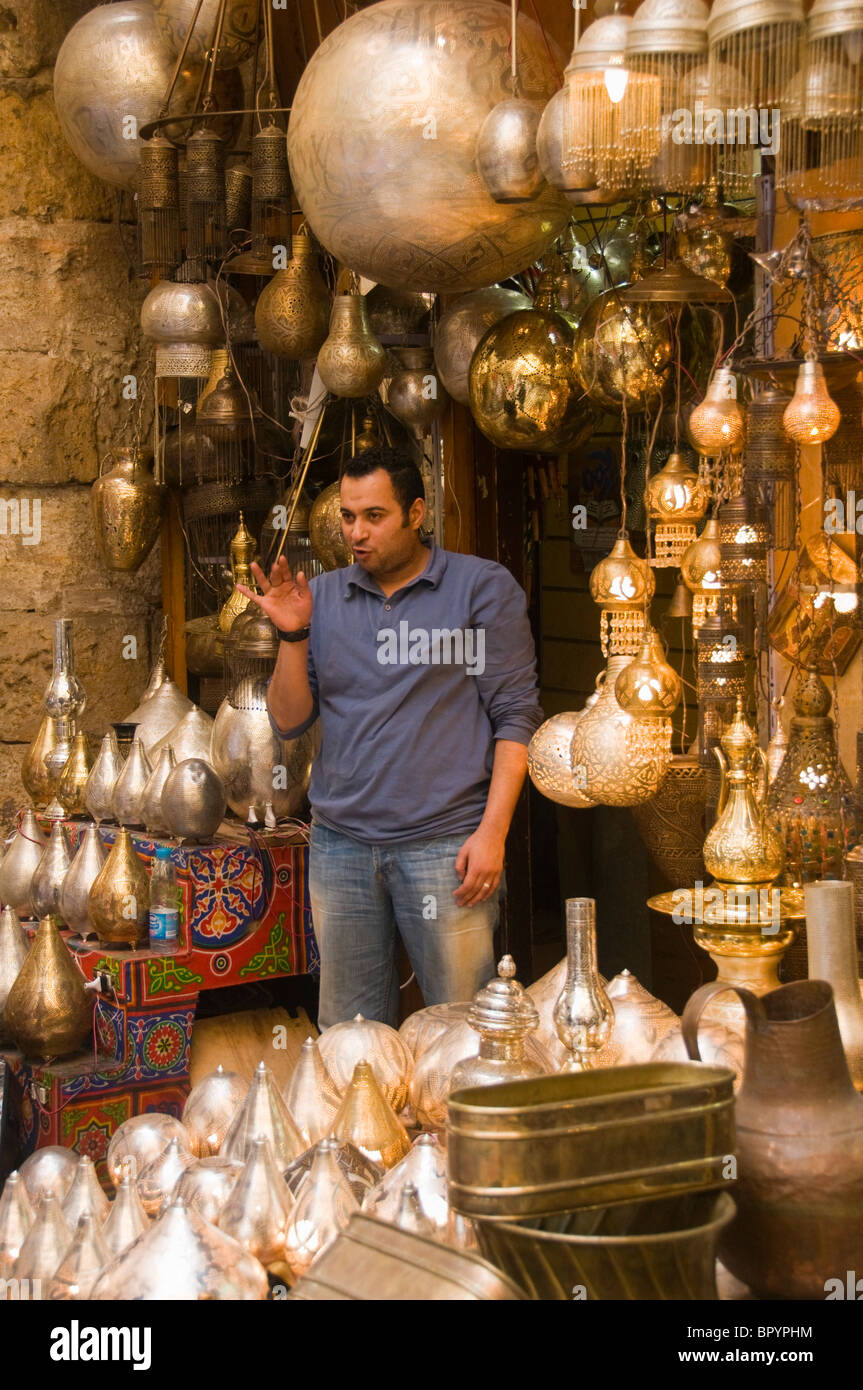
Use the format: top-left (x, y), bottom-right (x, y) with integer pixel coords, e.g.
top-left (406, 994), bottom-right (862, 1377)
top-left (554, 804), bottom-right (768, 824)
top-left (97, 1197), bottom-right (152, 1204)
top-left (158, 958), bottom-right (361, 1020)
top-left (286, 1), bottom-right (569, 293)
top-left (468, 281), bottom-right (590, 454)
top-left (54, 2), bottom-right (179, 190)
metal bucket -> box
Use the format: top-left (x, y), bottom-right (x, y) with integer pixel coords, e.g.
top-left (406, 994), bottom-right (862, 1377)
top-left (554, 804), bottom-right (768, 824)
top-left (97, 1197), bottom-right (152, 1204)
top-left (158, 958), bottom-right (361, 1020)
top-left (476, 1190), bottom-right (736, 1300)
top-left (287, 1214), bottom-right (525, 1301)
top-left (447, 1062), bottom-right (735, 1219)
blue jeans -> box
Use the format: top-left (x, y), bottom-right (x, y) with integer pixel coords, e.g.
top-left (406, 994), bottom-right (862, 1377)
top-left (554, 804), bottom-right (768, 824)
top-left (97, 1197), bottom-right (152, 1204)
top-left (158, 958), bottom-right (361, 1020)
top-left (308, 822), bottom-right (501, 1028)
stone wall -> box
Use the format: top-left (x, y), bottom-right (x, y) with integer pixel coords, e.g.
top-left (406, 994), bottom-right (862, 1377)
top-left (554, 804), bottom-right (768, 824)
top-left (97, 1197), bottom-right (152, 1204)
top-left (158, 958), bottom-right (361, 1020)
top-left (0, 0), bottom-right (162, 832)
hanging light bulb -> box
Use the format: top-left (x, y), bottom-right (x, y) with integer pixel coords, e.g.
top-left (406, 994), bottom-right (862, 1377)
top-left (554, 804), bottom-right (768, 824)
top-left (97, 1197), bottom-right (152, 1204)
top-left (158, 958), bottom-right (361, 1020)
top-left (783, 356), bottom-right (842, 444)
top-left (687, 368), bottom-right (745, 454)
top-left (589, 534), bottom-right (655, 656)
top-left (604, 60), bottom-right (630, 104)
top-left (646, 451), bottom-right (709, 566)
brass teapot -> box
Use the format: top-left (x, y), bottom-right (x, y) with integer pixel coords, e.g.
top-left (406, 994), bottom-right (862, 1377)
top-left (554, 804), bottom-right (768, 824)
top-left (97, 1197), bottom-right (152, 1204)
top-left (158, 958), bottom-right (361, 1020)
top-left (703, 699), bottom-right (784, 893)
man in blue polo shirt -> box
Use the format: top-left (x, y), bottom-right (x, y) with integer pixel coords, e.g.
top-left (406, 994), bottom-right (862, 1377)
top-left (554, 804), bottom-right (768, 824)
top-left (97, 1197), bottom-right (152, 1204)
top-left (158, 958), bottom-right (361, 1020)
top-left (243, 446), bottom-right (543, 1028)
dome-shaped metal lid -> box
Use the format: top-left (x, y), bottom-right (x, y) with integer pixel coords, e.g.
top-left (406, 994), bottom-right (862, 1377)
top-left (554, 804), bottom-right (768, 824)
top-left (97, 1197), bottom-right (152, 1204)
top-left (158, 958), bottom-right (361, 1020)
top-left (626, 0), bottom-right (709, 57)
top-left (707, 0), bottom-right (804, 46)
top-left (566, 12), bottom-right (632, 73)
top-left (467, 956), bottom-right (539, 1039)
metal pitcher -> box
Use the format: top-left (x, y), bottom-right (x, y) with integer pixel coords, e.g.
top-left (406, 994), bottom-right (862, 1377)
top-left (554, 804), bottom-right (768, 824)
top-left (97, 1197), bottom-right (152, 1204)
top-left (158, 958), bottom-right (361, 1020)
top-left (683, 977), bottom-right (863, 1299)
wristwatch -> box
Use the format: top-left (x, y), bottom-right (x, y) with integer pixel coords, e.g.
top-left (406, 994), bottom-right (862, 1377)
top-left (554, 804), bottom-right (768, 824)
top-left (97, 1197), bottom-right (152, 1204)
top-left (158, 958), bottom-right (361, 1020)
top-left (277, 626), bottom-right (311, 643)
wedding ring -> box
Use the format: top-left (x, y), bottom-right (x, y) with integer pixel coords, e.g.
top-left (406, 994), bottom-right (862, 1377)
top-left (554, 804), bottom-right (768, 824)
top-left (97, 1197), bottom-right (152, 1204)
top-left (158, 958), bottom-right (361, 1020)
top-left (482, 881), bottom-right (491, 889)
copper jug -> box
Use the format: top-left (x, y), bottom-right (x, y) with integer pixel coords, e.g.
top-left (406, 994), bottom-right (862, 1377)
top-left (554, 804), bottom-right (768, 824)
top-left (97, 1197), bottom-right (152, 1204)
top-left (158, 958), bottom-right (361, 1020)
top-left (683, 978), bottom-right (863, 1299)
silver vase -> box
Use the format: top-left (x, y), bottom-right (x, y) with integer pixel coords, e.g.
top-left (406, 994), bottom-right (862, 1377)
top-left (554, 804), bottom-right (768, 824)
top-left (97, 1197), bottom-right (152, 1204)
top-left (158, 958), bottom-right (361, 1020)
top-left (212, 678), bottom-right (318, 820)
top-left (552, 898), bottom-right (614, 1071)
top-left (29, 821), bottom-right (72, 922)
top-left (140, 746), bottom-right (176, 835)
top-left (0, 811), bottom-right (46, 916)
top-left (0, 906), bottom-right (28, 1035)
top-left (42, 618), bottom-right (86, 720)
top-left (84, 730), bottom-right (125, 823)
top-left (112, 736), bottom-right (152, 827)
top-left (59, 824), bottom-right (107, 937)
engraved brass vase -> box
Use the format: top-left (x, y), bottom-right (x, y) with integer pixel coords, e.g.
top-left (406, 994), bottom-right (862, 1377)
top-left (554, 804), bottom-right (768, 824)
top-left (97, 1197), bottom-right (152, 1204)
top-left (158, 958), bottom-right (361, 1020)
top-left (91, 448), bottom-right (164, 573)
top-left (319, 1014), bottom-right (413, 1113)
top-left (21, 715), bottom-right (63, 809)
top-left (101, 1174), bottom-right (149, 1258)
top-left (317, 295), bottom-right (387, 399)
top-left (111, 736), bottom-right (152, 827)
top-left (4, 916), bottom-right (93, 1061)
top-left (254, 233), bottom-right (331, 360)
top-left (30, 821), bottom-right (73, 922)
top-left (88, 828), bottom-right (149, 946)
top-left (331, 1060), bottom-right (412, 1170)
top-left (217, 1136), bottom-right (294, 1266)
top-left (57, 732), bottom-right (92, 815)
top-left (222, 1061), bottom-right (305, 1168)
top-left (283, 1038), bottom-right (341, 1148)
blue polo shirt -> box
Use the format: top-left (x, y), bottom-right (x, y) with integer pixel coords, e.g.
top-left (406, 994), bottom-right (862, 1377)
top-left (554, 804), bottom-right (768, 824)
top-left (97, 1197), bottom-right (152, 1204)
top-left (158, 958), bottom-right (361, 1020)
top-left (268, 540), bottom-right (543, 844)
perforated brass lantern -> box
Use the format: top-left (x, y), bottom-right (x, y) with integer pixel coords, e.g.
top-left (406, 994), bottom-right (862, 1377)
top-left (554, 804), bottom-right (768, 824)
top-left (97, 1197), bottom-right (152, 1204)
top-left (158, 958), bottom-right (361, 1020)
top-left (696, 611), bottom-right (747, 703)
top-left (141, 279), bottom-right (222, 380)
top-left (767, 670), bottom-right (859, 886)
top-left (681, 519), bottom-right (724, 629)
top-left (646, 451), bottom-right (709, 566)
top-left (476, 98), bottom-right (545, 204)
top-left (317, 295), bottom-right (387, 399)
top-left (687, 369), bottom-right (745, 455)
top-left (527, 694), bottom-right (600, 809)
top-left (589, 534), bottom-right (655, 656)
top-left (768, 532), bottom-right (862, 675)
top-left (434, 287), bottom-right (532, 407)
top-left (620, 0), bottom-right (711, 195)
top-left (563, 11), bottom-right (633, 192)
top-left (569, 654), bottom-right (672, 807)
top-left (574, 286), bottom-right (673, 417)
top-left (718, 495), bottom-right (769, 585)
top-left (783, 357), bottom-right (842, 444)
top-left (468, 278), bottom-right (589, 454)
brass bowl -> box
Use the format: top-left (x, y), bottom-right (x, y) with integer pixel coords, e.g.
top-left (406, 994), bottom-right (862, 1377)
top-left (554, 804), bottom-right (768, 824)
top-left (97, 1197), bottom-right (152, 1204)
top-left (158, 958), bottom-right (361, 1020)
top-left (476, 1191), bottom-right (736, 1300)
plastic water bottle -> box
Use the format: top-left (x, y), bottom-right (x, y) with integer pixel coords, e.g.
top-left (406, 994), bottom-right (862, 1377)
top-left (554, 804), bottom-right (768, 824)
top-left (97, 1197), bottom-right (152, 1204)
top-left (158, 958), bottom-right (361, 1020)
top-left (149, 846), bottom-right (180, 954)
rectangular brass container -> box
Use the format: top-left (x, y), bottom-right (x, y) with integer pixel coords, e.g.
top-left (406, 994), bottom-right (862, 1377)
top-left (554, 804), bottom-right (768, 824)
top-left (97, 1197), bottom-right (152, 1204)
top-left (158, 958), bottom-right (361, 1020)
top-left (286, 1214), bottom-right (525, 1301)
top-left (447, 1062), bottom-right (736, 1220)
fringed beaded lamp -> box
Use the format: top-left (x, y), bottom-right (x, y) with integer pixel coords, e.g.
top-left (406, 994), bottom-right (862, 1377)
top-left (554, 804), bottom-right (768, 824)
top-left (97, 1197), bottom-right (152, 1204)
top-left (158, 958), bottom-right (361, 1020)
top-left (562, 10), bottom-right (633, 195)
top-left (777, 0), bottom-right (863, 210)
top-left (707, 0), bottom-right (805, 196)
top-left (680, 518), bottom-right (725, 629)
top-left (645, 451), bottom-right (709, 566)
top-left (619, 0), bottom-right (710, 196)
top-left (589, 534), bottom-right (655, 657)
top-left (614, 626), bottom-right (681, 775)
top-left (138, 134), bottom-right (181, 279)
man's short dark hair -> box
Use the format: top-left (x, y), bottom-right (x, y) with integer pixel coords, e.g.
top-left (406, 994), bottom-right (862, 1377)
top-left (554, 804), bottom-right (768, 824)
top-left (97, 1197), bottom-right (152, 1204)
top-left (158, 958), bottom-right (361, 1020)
top-left (340, 446), bottom-right (425, 522)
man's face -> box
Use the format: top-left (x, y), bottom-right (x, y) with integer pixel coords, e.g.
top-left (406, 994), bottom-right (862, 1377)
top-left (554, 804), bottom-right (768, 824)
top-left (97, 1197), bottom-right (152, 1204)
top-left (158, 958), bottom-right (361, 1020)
top-left (339, 469), bottom-right (424, 576)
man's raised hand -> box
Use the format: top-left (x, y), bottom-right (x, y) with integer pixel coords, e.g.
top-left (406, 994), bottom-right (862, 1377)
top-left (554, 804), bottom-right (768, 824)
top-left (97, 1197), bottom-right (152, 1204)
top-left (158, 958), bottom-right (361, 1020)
top-left (237, 557), bottom-right (314, 633)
